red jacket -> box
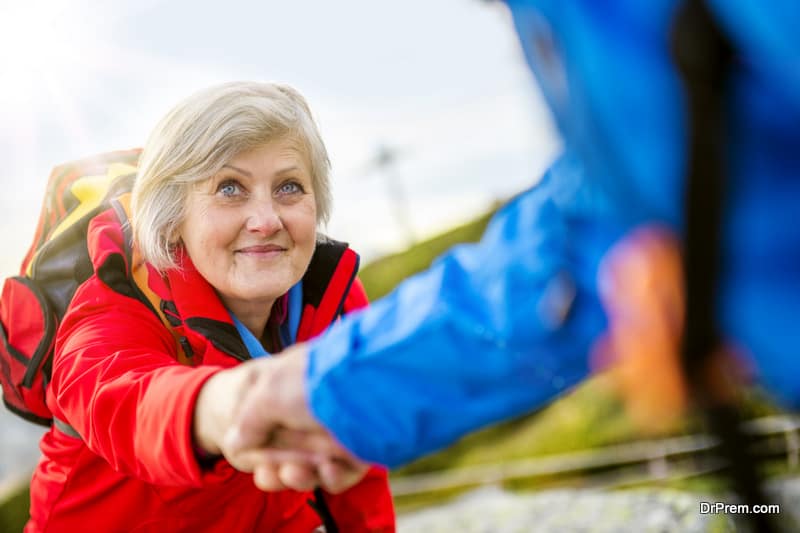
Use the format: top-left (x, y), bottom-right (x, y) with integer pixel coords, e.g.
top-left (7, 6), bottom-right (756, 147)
top-left (26, 206), bottom-right (394, 532)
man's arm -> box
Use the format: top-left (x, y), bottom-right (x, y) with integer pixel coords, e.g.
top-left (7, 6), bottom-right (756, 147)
top-left (224, 157), bottom-right (613, 471)
top-left (305, 164), bottom-right (608, 467)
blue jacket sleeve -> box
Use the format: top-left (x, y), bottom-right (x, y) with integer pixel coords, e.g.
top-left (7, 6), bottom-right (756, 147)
top-left (306, 157), bottom-right (615, 467)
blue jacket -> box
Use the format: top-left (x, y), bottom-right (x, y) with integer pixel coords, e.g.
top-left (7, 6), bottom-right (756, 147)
top-left (307, 0), bottom-right (800, 468)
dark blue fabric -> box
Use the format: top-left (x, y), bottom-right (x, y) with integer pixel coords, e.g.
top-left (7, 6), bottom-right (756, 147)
top-left (229, 282), bottom-right (303, 358)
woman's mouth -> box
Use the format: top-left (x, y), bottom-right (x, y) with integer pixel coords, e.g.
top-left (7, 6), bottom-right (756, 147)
top-left (236, 244), bottom-right (287, 257)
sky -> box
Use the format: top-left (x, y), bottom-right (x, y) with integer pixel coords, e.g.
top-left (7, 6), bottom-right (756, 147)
top-left (0, 0), bottom-right (561, 277)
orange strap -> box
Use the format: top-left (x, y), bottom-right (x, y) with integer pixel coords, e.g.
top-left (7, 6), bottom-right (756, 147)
top-left (115, 193), bottom-right (193, 366)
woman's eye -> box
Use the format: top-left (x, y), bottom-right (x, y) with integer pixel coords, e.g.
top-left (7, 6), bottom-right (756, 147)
top-left (277, 181), bottom-right (303, 195)
top-left (217, 179), bottom-right (242, 197)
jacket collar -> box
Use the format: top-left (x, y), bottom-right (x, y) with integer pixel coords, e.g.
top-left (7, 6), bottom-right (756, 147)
top-left (161, 250), bottom-right (249, 360)
top-left (157, 239), bottom-right (360, 356)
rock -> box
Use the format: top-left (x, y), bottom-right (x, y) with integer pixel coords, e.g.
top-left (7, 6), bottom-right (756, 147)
top-left (397, 486), bottom-right (740, 532)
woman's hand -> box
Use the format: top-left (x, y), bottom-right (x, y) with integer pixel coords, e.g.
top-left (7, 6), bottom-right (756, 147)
top-left (193, 362), bottom-right (254, 456)
top-left (193, 344), bottom-right (370, 493)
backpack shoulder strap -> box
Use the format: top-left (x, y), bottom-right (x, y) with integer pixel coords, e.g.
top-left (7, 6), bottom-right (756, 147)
top-left (108, 193), bottom-right (195, 367)
top-left (50, 192), bottom-right (194, 440)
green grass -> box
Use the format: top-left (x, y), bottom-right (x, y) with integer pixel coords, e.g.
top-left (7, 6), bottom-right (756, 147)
top-left (358, 208), bottom-right (496, 300)
top-left (0, 481), bottom-right (29, 533)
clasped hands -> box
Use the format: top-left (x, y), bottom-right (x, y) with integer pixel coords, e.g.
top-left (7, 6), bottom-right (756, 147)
top-left (194, 343), bottom-right (370, 493)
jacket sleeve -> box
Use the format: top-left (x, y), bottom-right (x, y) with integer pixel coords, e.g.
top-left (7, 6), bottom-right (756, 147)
top-left (306, 162), bottom-right (612, 468)
top-left (325, 465), bottom-right (395, 533)
top-left (49, 276), bottom-right (224, 487)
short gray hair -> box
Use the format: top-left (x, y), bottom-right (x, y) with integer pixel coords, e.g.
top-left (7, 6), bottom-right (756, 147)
top-left (131, 81), bottom-right (332, 271)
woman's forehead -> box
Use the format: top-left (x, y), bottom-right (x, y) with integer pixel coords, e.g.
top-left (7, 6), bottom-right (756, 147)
top-left (230, 138), bottom-right (311, 169)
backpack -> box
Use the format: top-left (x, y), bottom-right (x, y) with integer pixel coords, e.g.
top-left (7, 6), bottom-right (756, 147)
top-left (0, 149), bottom-right (156, 426)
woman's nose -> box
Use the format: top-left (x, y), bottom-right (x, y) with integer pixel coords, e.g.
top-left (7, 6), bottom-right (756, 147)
top-left (245, 197), bottom-right (283, 235)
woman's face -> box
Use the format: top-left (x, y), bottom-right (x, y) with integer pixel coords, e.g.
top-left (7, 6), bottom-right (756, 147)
top-left (179, 139), bottom-right (317, 315)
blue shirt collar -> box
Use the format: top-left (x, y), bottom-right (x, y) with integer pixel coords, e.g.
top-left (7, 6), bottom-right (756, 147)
top-left (228, 281), bottom-right (303, 358)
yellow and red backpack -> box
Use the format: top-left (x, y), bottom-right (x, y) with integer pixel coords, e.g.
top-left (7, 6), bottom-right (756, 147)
top-left (0, 150), bottom-right (146, 425)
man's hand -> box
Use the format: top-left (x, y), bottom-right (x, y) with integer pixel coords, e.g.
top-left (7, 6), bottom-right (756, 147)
top-left (592, 226), bottom-right (688, 434)
top-left (196, 343), bottom-right (370, 493)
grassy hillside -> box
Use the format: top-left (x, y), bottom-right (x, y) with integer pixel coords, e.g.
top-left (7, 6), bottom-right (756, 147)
top-left (0, 482), bottom-right (28, 533)
top-left (358, 209), bottom-right (496, 301)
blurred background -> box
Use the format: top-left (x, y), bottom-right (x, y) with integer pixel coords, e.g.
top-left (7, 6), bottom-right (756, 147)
top-left (2, 1), bottom-right (799, 531)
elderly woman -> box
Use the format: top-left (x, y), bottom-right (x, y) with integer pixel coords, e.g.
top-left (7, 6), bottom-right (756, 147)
top-left (26, 82), bottom-right (395, 532)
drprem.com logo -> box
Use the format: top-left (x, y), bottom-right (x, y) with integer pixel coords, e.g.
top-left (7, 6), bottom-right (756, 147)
top-left (699, 502), bottom-right (781, 515)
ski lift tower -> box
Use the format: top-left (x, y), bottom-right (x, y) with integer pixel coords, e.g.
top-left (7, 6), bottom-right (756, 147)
top-left (362, 143), bottom-right (417, 247)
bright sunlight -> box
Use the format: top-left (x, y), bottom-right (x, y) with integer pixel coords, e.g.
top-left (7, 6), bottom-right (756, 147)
top-left (0, 2), bottom-right (103, 116)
